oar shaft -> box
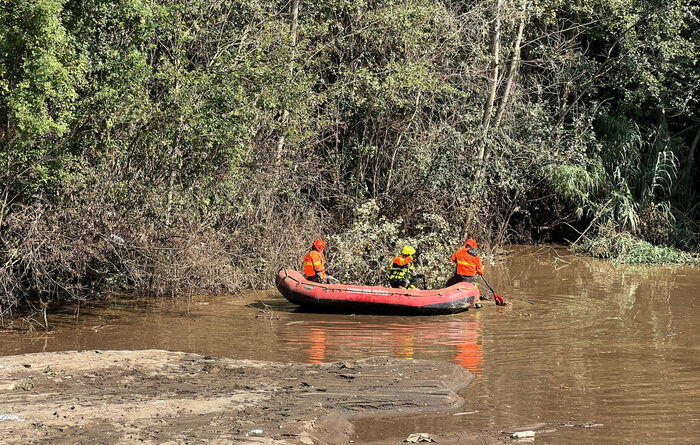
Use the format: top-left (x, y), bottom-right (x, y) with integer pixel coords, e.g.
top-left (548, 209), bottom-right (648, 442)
top-left (480, 275), bottom-right (495, 294)
top-left (480, 275), bottom-right (506, 305)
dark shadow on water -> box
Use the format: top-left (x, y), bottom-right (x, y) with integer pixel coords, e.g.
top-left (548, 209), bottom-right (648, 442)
top-left (248, 300), bottom-right (471, 316)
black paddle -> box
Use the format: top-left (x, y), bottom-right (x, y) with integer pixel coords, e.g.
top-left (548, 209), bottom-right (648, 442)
top-left (413, 273), bottom-right (426, 289)
top-left (416, 249), bottom-right (426, 289)
top-left (480, 275), bottom-right (507, 305)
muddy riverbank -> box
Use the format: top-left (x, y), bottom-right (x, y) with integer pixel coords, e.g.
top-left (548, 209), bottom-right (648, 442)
top-left (0, 350), bottom-right (519, 444)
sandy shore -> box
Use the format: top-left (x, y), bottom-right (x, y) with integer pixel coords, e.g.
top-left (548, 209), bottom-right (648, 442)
top-left (0, 350), bottom-right (522, 444)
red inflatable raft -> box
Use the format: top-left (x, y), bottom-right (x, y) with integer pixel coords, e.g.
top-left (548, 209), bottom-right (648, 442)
top-left (275, 269), bottom-right (479, 315)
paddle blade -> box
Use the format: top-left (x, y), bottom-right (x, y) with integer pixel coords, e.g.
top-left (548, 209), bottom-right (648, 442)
top-left (494, 293), bottom-right (506, 306)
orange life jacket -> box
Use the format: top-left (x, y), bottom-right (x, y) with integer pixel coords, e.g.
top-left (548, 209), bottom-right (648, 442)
top-left (303, 249), bottom-right (326, 279)
top-left (451, 248), bottom-right (484, 277)
top-left (389, 255), bottom-right (414, 283)
top-left (392, 255), bottom-right (413, 267)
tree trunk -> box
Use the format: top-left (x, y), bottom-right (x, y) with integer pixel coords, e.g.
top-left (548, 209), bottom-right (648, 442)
top-left (493, 0), bottom-right (527, 130)
top-left (290, 0), bottom-right (299, 48)
top-left (478, 0), bottom-right (503, 162)
top-left (0, 187), bottom-right (8, 231)
top-left (688, 125), bottom-right (700, 208)
top-left (266, 0), bottom-right (300, 222)
top-left (274, 0), bottom-right (300, 167)
top-left (551, 81), bottom-right (571, 155)
top-left (166, 116), bottom-right (184, 226)
top-left (689, 125), bottom-right (700, 169)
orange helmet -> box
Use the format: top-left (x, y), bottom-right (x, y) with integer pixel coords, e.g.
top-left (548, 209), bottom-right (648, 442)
top-left (313, 238), bottom-right (325, 251)
top-left (465, 238), bottom-right (478, 249)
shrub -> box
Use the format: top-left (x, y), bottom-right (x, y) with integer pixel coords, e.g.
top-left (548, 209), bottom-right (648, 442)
top-left (327, 201), bottom-right (467, 288)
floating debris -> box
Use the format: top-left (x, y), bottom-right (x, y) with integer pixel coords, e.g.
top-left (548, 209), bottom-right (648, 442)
top-left (561, 421), bottom-right (603, 428)
top-left (0, 415), bottom-right (25, 422)
top-left (405, 433), bottom-right (435, 443)
top-left (511, 430), bottom-right (535, 439)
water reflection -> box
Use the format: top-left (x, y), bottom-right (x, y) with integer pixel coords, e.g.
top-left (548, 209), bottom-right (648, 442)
top-left (295, 318), bottom-right (483, 377)
top-left (307, 328), bottom-right (326, 364)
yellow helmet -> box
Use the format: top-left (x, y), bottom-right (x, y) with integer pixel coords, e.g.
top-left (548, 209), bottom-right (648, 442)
top-left (401, 245), bottom-right (416, 256)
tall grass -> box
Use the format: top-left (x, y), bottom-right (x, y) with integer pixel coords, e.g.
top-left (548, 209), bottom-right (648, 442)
top-left (553, 112), bottom-right (697, 259)
top-left (575, 227), bottom-right (699, 265)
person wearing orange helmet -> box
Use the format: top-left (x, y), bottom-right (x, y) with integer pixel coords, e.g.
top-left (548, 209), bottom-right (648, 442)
top-left (303, 238), bottom-right (337, 284)
top-left (444, 238), bottom-right (484, 287)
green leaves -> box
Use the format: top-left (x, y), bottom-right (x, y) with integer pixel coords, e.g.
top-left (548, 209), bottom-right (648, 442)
top-left (0, 0), bottom-right (87, 203)
top-left (1, 0), bottom-right (84, 142)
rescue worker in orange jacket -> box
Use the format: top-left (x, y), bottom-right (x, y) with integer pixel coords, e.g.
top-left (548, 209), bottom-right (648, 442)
top-left (303, 238), bottom-right (338, 284)
top-left (303, 238), bottom-right (328, 283)
top-left (444, 238), bottom-right (484, 287)
top-left (388, 245), bottom-right (423, 289)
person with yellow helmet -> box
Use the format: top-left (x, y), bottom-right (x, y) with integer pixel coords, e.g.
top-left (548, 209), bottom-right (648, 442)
top-left (388, 245), bottom-right (423, 289)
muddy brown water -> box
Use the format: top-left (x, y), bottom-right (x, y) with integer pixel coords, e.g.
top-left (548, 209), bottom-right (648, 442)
top-left (1, 245), bottom-right (698, 444)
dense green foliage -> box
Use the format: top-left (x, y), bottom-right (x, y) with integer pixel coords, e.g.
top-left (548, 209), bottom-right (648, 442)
top-left (1, 0), bottom-right (698, 319)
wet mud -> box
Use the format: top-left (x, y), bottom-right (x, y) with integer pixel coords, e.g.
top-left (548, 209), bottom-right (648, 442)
top-left (0, 350), bottom-right (491, 444)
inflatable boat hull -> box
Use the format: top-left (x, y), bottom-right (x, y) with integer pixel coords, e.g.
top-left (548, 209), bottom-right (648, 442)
top-left (275, 269), bottom-right (478, 315)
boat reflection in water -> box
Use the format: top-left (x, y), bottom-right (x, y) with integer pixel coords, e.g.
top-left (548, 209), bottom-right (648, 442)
top-left (298, 316), bottom-right (483, 378)
top-left (308, 328), bottom-right (327, 364)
